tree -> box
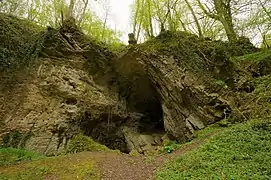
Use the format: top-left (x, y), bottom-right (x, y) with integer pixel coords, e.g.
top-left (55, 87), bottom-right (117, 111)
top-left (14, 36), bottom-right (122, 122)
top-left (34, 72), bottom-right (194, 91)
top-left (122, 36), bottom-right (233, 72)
top-left (0, 0), bottom-right (26, 16)
top-left (67, 0), bottom-right (76, 19)
top-left (131, 0), bottom-right (226, 41)
top-left (78, 0), bottom-right (89, 26)
top-left (258, 0), bottom-right (271, 22)
top-left (197, 0), bottom-right (237, 43)
top-left (184, 0), bottom-right (203, 38)
top-left (0, 0), bottom-right (123, 46)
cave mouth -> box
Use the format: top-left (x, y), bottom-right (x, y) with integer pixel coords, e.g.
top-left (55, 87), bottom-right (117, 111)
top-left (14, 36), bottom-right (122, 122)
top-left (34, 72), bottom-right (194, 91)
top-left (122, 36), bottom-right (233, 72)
top-left (77, 102), bottom-right (165, 154)
top-left (137, 102), bottom-right (165, 134)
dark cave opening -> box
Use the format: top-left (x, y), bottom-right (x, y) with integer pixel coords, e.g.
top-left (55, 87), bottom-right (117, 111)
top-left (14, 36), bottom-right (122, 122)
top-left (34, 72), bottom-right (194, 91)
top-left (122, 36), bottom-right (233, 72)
top-left (137, 101), bottom-right (165, 134)
top-left (77, 101), bottom-right (165, 154)
top-left (78, 112), bottom-right (129, 153)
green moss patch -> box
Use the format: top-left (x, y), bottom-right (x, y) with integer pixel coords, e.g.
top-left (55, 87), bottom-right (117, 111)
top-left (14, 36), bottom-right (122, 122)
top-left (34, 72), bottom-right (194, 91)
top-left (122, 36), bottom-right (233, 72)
top-left (66, 134), bottom-right (110, 154)
top-left (156, 119), bottom-right (271, 179)
top-left (0, 13), bottom-right (45, 72)
top-left (1, 131), bottom-right (32, 149)
top-left (0, 148), bottom-right (44, 166)
top-left (238, 75), bottom-right (271, 119)
top-left (235, 49), bottom-right (271, 62)
top-left (0, 153), bottom-right (100, 180)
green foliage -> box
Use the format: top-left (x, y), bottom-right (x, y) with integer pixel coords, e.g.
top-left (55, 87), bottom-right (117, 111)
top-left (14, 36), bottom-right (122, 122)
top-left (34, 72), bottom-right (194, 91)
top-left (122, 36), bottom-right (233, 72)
top-left (261, 34), bottom-right (271, 49)
top-left (0, 148), bottom-right (44, 166)
top-left (233, 50), bottom-right (271, 119)
top-left (215, 79), bottom-right (226, 86)
top-left (80, 12), bottom-right (123, 47)
top-left (192, 125), bottom-right (222, 139)
top-left (236, 49), bottom-right (271, 62)
top-left (1, 131), bottom-right (32, 149)
top-left (66, 134), bottom-right (109, 154)
top-left (0, 13), bottom-right (45, 72)
top-left (244, 75), bottom-right (271, 119)
top-left (0, 0), bottom-right (123, 46)
top-left (163, 140), bottom-right (180, 153)
top-left (251, 119), bottom-right (271, 131)
top-left (156, 119), bottom-right (271, 179)
top-left (131, 0), bottom-right (226, 41)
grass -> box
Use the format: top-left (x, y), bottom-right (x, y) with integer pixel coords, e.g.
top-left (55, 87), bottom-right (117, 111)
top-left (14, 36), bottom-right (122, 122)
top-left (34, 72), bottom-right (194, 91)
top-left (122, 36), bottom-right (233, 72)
top-left (156, 119), bottom-right (271, 180)
top-left (234, 49), bottom-right (271, 62)
top-left (0, 138), bottom-right (103, 179)
top-left (0, 148), bottom-right (44, 166)
top-left (0, 152), bottom-right (100, 180)
top-left (161, 125), bottom-right (223, 155)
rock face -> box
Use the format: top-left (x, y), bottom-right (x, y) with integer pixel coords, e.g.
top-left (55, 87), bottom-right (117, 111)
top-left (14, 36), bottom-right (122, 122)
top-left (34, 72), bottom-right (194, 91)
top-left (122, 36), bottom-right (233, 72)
top-left (0, 15), bottom-right (247, 154)
top-left (117, 32), bottom-right (246, 142)
top-left (0, 17), bottom-right (139, 155)
top-left (2, 56), bottom-right (124, 154)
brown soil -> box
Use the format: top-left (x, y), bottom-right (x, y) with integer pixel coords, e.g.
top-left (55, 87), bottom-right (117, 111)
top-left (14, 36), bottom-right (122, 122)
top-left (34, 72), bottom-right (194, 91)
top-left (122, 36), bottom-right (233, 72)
top-left (0, 131), bottom-right (217, 180)
top-left (97, 131), bottom-right (217, 180)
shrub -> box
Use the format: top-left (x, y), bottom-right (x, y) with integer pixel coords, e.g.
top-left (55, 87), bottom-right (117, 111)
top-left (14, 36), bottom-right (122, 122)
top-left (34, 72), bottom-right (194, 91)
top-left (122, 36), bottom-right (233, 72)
top-left (163, 140), bottom-right (181, 153)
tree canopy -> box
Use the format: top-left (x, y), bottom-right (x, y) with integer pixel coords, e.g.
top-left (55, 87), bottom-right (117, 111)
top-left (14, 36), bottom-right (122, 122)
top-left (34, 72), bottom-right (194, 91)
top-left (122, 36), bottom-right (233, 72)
top-left (0, 0), bottom-right (123, 46)
top-left (131, 0), bottom-right (271, 46)
top-left (0, 0), bottom-right (270, 47)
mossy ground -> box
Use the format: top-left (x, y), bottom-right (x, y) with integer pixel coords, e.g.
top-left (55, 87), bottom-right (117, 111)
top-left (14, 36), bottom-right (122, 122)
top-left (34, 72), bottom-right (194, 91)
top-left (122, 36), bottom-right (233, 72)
top-left (0, 135), bottom-right (114, 180)
top-left (1, 121), bottom-right (269, 180)
top-left (0, 148), bottom-right (44, 166)
top-left (0, 151), bottom-right (100, 180)
top-left (156, 119), bottom-right (271, 180)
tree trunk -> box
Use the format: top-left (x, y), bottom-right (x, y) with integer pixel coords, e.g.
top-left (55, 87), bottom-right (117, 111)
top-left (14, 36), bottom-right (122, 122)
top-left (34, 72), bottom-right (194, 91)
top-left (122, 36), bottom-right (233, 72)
top-left (219, 15), bottom-right (237, 43)
top-left (102, 9), bottom-right (109, 39)
top-left (197, 0), bottom-right (237, 43)
top-left (78, 0), bottom-right (89, 26)
top-left (67, 0), bottom-right (76, 19)
top-left (213, 0), bottom-right (237, 43)
top-left (147, 0), bottom-right (154, 37)
top-left (184, 0), bottom-right (203, 38)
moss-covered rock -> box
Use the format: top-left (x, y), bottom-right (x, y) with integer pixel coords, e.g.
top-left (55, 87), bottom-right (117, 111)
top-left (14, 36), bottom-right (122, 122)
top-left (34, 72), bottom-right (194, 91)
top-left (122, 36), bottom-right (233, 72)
top-left (234, 50), bottom-right (271, 77)
top-left (0, 13), bottom-right (132, 155)
top-left (66, 134), bottom-right (109, 153)
top-left (0, 13), bottom-right (45, 72)
top-left (118, 31), bottom-right (246, 142)
top-left (1, 131), bottom-right (32, 148)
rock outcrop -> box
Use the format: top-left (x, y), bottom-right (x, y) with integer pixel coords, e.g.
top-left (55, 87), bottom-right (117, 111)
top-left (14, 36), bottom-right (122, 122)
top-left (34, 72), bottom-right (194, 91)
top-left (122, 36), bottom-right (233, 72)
top-left (117, 31), bottom-right (247, 142)
top-left (0, 16), bottom-right (139, 155)
top-left (0, 15), bottom-right (250, 155)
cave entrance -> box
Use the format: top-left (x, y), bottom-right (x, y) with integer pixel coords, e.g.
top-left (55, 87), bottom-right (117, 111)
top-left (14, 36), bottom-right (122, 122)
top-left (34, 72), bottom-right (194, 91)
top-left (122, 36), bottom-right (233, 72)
top-left (78, 112), bottom-right (130, 153)
top-left (77, 101), bottom-right (165, 154)
top-left (76, 63), bottom-right (166, 153)
top-left (137, 101), bottom-right (165, 134)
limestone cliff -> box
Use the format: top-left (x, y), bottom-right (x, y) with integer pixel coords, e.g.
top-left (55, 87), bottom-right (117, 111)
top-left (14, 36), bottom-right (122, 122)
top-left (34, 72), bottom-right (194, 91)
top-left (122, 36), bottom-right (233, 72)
top-left (0, 14), bottom-right (251, 155)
